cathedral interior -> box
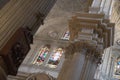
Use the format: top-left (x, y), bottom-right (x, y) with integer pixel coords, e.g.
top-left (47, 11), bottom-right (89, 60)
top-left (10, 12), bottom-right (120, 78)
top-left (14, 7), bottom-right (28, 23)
top-left (0, 0), bottom-right (120, 80)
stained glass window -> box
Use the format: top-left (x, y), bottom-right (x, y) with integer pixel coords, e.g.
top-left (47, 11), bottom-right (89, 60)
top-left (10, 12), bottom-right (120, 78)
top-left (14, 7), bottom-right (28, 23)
top-left (115, 60), bottom-right (120, 75)
top-left (61, 30), bottom-right (70, 40)
top-left (33, 47), bottom-right (49, 65)
top-left (47, 48), bottom-right (64, 68)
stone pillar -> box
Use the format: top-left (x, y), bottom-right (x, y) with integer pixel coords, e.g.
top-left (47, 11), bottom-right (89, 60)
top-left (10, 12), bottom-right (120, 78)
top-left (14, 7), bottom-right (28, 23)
top-left (102, 0), bottom-right (113, 18)
top-left (97, 48), bottom-right (113, 80)
top-left (58, 12), bottom-right (114, 80)
top-left (91, 0), bottom-right (102, 7)
top-left (110, 46), bottom-right (120, 79)
top-left (110, 0), bottom-right (120, 44)
top-left (108, 57), bottom-right (115, 79)
top-left (89, 0), bottom-right (102, 13)
top-left (57, 43), bottom-right (100, 80)
top-left (109, 0), bottom-right (115, 19)
top-left (57, 50), bottom-right (86, 80)
top-left (90, 0), bottom-right (115, 79)
top-left (100, 0), bottom-right (106, 11)
top-left (90, 0), bottom-right (114, 19)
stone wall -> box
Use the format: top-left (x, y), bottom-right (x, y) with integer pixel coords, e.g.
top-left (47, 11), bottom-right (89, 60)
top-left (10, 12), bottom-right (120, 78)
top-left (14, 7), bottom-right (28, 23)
top-left (90, 0), bottom-right (114, 19)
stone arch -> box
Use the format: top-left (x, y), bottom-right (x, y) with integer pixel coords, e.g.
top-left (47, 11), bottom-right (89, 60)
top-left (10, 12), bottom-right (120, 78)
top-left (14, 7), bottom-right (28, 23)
top-left (26, 73), bottom-right (55, 80)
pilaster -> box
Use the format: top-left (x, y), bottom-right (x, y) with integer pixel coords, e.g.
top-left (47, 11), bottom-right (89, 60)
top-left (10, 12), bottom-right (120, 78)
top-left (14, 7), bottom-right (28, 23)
top-left (57, 12), bottom-right (114, 80)
top-left (57, 42), bottom-right (101, 80)
top-left (90, 0), bottom-right (114, 19)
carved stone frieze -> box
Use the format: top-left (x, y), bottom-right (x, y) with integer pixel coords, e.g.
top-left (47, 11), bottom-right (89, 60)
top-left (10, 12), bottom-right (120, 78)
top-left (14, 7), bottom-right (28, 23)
top-left (65, 12), bottom-right (114, 66)
top-left (69, 13), bottom-right (114, 48)
top-left (64, 41), bottom-right (101, 60)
